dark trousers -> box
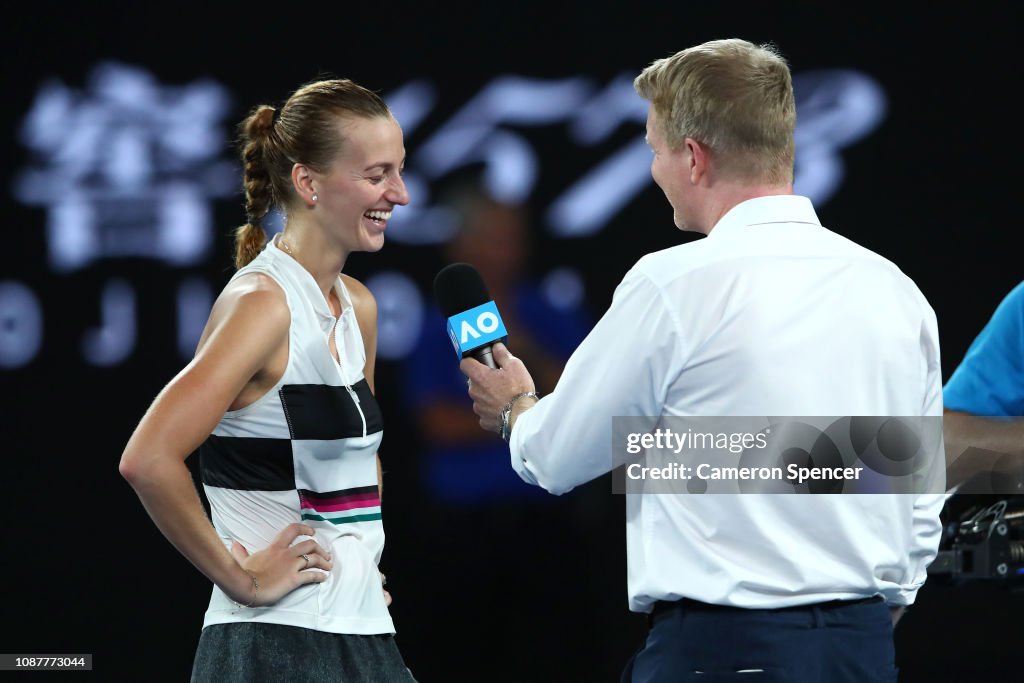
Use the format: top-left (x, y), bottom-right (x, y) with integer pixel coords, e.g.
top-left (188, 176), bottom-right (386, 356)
top-left (622, 597), bottom-right (898, 683)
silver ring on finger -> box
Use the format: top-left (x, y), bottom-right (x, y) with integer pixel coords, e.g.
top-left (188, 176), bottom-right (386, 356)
top-left (301, 553), bottom-right (310, 570)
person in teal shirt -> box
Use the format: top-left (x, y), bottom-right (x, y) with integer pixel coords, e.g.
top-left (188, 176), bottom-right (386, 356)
top-left (944, 280), bottom-right (1024, 489)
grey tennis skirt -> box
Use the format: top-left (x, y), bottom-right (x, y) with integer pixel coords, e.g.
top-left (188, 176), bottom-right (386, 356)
top-left (191, 622), bottom-right (417, 683)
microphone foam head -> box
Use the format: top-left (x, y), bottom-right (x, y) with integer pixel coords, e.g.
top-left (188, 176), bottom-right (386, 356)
top-left (434, 262), bottom-right (491, 317)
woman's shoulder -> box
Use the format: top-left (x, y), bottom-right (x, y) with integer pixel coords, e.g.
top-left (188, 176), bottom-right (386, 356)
top-left (339, 273), bottom-right (377, 320)
top-left (224, 270), bottom-right (288, 306)
top-left (213, 272), bottom-right (289, 331)
top-left (194, 272), bottom-right (289, 358)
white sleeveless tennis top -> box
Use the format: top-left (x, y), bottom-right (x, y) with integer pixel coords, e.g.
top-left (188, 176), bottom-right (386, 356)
top-left (199, 237), bottom-right (391, 634)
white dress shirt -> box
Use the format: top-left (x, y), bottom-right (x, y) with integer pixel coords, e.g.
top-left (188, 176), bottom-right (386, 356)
top-left (510, 195), bottom-right (945, 612)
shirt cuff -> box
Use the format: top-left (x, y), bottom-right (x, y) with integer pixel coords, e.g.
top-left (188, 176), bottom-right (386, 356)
top-left (508, 403), bottom-right (540, 487)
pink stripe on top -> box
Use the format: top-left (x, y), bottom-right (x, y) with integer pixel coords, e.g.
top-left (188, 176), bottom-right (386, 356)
top-left (302, 498), bottom-right (381, 513)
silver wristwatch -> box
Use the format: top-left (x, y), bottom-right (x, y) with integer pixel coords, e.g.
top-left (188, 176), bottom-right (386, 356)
top-left (499, 391), bottom-right (539, 442)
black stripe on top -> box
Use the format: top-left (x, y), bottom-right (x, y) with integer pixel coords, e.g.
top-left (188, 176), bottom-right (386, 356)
top-left (299, 485), bottom-right (379, 502)
top-left (279, 378), bottom-right (383, 440)
top-left (352, 379), bottom-right (384, 434)
top-left (199, 436), bottom-right (295, 490)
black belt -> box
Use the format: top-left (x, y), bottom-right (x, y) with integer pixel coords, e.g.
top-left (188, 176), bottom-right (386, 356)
top-left (651, 595), bottom-right (883, 620)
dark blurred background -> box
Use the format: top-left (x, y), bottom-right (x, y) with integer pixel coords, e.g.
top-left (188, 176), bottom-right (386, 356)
top-left (1, 3), bottom-right (1020, 681)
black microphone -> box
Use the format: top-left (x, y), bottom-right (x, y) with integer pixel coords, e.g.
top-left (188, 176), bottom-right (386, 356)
top-left (433, 263), bottom-right (508, 369)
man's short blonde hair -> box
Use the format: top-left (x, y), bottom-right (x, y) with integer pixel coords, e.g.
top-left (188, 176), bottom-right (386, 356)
top-left (634, 39), bottom-right (796, 185)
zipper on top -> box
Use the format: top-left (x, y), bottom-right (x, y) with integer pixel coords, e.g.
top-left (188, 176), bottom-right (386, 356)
top-left (331, 314), bottom-right (368, 438)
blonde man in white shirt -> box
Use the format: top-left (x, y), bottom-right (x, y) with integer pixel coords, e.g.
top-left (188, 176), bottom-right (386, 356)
top-left (462, 38), bottom-right (944, 683)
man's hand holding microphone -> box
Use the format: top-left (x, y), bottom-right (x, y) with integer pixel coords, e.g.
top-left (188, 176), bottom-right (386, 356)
top-left (434, 262), bottom-right (539, 439)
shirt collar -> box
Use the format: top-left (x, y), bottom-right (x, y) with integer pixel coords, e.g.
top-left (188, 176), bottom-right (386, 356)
top-left (267, 235), bottom-right (351, 322)
top-left (708, 195), bottom-right (821, 237)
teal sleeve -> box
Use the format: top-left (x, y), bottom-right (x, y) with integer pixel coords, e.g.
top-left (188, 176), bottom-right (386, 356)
top-left (944, 281), bottom-right (1024, 416)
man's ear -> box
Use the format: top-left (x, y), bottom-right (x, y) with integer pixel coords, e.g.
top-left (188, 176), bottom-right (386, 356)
top-left (685, 137), bottom-right (708, 185)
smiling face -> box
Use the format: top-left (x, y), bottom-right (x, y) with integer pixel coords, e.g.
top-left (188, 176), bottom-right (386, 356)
top-left (646, 107), bottom-right (694, 232)
top-left (313, 115), bottom-right (409, 254)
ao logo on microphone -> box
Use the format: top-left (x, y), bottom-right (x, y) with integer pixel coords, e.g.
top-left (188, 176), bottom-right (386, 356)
top-left (446, 301), bottom-right (508, 357)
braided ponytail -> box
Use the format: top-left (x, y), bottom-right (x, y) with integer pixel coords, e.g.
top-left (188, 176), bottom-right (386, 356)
top-left (234, 105), bottom-right (277, 269)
